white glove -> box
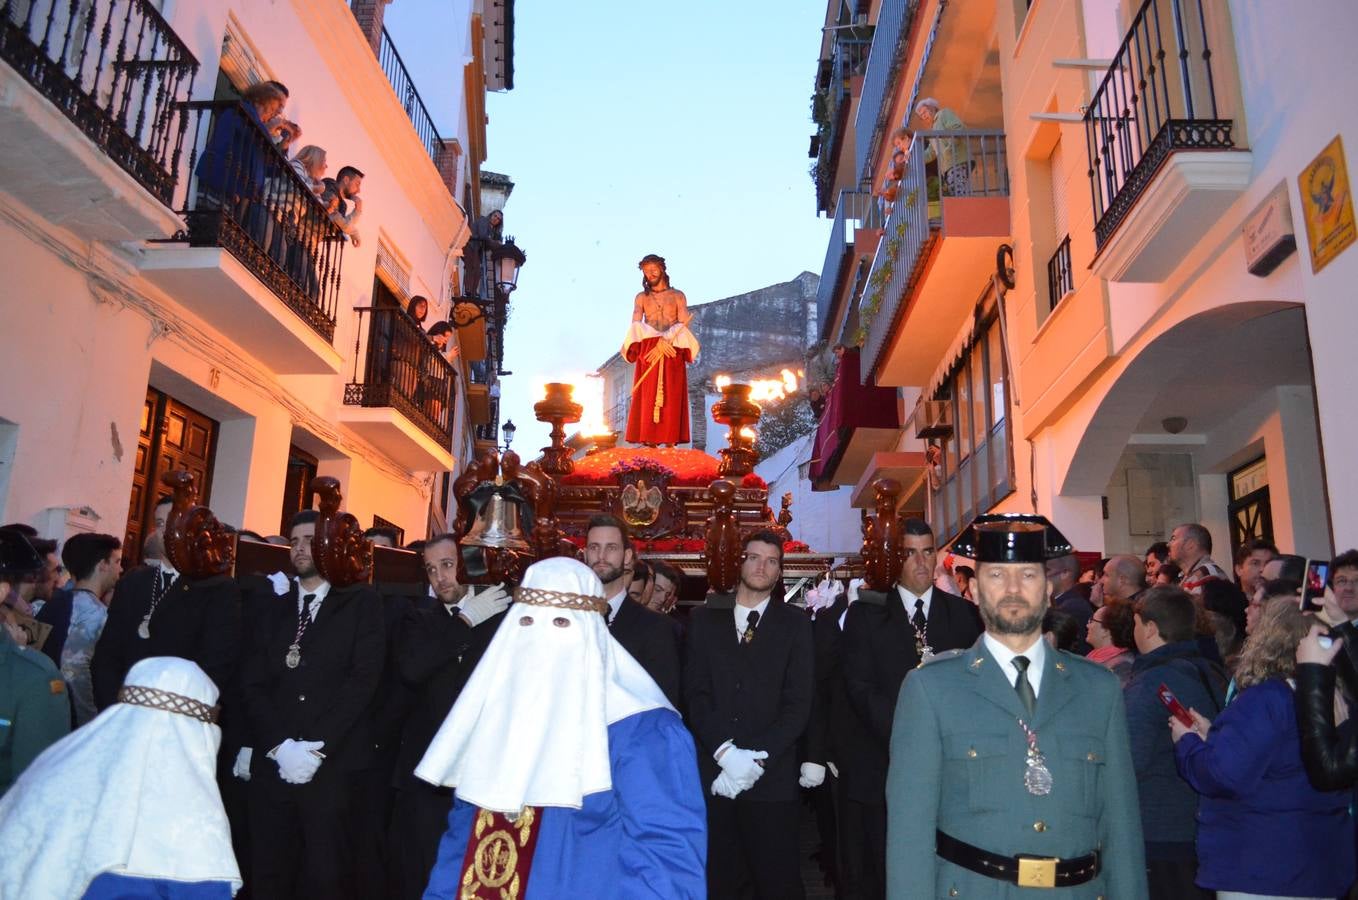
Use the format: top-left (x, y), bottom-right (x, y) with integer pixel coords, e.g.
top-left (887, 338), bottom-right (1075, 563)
top-left (273, 739), bottom-right (325, 784)
top-left (267, 571), bottom-right (290, 596)
top-left (799, 762), bottom-right (826, 789)
top-left (716, 745), bottom-right (768, 790)
top-left (710, 772), bottom-right (742, 799)
top-left (233, 747), bottom-right (253, 781)
top-left (457, 583), bottom-right (511, 626)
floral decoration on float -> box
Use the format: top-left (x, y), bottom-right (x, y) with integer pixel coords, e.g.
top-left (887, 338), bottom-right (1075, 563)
top-left (560, 447), bottom-right (767, 490)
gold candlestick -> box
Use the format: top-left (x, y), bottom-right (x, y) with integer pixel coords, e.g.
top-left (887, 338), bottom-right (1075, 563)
top-left (711, 383), bottom-right (762, 477)
top-left (534, 382), bottom-right (583, 476)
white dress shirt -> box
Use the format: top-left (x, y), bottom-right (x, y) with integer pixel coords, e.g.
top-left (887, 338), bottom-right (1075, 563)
top-left (295, 578), bottom-right (331, 621)
top-left (982, 631), bottom-right (1047, 698)
top-left (896, 584), bottom-right (934, 619)
top-left (733, 597), bottom-right (771, 639)
top-left (606, 588), bottom-right (627, 624)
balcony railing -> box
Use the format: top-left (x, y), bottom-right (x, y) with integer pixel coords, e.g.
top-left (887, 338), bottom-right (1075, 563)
top-left (375, 25), bottom-right (444, 166)
top-left (1047, 235), bottom-right (1073, 310)
top-left (861, 129), bottom-right (1009, 371)
top-left (816, 189), bottom-right (877, 337)
top-left (345, 305), bottom-right (456, 446)
top-left (173, 100), bottom-right (343, 341)
top-left (854, 0), bottom-right (919, 183)
top-left (1083, 0), bottom-right (1234, 248)
top-left (0, 0), bottom-right (198, 206)
top-left (813, 31), bottom-right (873, 210)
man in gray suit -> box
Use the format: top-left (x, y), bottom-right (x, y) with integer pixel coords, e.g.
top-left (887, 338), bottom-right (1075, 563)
top-left (886, 514), bottom-right (1146, 898)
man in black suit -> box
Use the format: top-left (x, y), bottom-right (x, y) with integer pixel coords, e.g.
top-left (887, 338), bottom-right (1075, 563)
top-left (240, 510), bottom-right (386, 900)
top-left (686, 530), bottom-right (814, 899)
top-left (91, 495), bottom-right (242, 712)
top-left (1047, 552), bottom-right (1094, 653)
top-left (841, 517), bottom-right (982, 899)
top-left (386, 534), bottom-right (511, 900)
top-left (586, 514), bottom-right (682, 706)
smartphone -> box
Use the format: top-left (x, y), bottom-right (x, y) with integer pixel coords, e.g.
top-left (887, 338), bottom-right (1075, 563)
top-left (1157, 683), bottom-right (1196, 728)
top-left (1300, 559), bottom-right (1330, 613)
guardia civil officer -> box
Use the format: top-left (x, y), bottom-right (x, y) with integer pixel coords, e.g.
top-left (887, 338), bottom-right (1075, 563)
top-left (886, 514), bottom-right (1146, 898)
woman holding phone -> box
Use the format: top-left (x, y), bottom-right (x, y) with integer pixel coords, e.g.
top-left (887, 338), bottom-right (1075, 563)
top-left (1170, 597), bottom-right (1354, 899)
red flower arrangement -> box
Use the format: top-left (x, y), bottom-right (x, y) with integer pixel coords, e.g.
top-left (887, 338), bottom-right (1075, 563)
top-left (561, 447), bottom-right (766, 489)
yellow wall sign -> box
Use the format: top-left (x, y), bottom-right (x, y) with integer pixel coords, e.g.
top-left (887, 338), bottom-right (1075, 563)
top-left (1299, 135), bottom-right (1356, 274)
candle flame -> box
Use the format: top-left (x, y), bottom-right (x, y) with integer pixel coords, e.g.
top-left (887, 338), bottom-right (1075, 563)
top-left (537, 375), bottom-right (612, 437)
top-left (715, 374), bottom-right (732, 389)
top-left (746, 369), bottom-right (802, 404)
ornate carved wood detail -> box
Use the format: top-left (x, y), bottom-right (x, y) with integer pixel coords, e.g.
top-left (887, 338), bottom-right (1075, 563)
top-left (453, 447), bottom-right (501, 539)
top-left (705, 479), bottom-right (743, 593)
top-left (161, 469), bottom-right (235, 579)
top-left (310, 476), bottom-right (372, 587)
top-left (861, 478), bottom-right (904, 591)
top-left (610, 464), bottom-right (684, 541)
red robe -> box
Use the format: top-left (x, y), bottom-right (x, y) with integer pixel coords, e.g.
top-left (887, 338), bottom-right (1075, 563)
top-left (623, 324), bottom-right (698, 445)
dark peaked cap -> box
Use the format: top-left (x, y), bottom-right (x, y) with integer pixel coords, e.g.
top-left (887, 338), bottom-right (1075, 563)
top-left (951, 513), bottom-right (1074, 564)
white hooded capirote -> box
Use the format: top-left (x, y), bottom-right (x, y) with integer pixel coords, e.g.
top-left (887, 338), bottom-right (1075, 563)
top-left (415, 556), bottom-right (671, 814)
top-left (0, 656), bottom-right (242, 899)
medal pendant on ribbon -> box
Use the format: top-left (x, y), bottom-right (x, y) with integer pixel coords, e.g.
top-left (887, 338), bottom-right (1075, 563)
top-left (285, 644), bottom-right (302, 669)
top-left (137, 616), bottom-right (151, 640)
top-left (1024, 752), bottom-right (1053, 796)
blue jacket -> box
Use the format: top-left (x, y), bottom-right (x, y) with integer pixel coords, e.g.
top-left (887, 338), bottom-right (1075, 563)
top-left (1123, 640), bottom-right (1225, 853)
top-left (194, 103), bottom-right (269, 202)
top-left (423, 707), bottom-right (706, 899)
top-left (1175, 677), bottom-right (1355, 896)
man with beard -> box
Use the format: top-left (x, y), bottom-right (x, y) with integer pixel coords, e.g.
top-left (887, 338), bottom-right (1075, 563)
top-left (841, 518), bottom-right (982, 897)
top-left (387, 534), bottom-right (511, 899)
top-left (686, 530), bottom-right (814, 899)
top-left (622, 254), bottom-right (700, 447)
top-left (240, 509), bottom-right (385, 899)
top-left (585, 515), bottom-right (681, 706)
top-left (885, 514), bottom-right (1146, 899)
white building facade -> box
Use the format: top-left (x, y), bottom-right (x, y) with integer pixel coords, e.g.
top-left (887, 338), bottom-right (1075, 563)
top-left (0, 0), bottom-right (518, 551)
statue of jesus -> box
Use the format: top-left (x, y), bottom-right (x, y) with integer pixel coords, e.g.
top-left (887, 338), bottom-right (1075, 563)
top-left (621, 254), bottom-right (700, 447)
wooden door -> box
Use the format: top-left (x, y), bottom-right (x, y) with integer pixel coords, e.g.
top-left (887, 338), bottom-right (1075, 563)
top-left (124, 388), bottom-right (219, 564)
top-left (279, 444), bottom-right (318, 536)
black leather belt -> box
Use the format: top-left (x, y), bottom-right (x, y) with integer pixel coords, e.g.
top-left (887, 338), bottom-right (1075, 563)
top-left (936, 830), bottom-right (1100, 889)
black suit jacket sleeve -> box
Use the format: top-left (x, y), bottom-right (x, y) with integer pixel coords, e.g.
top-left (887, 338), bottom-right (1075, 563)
top-left (748, 611), bottom-right (814, 760)
top-left (683, 617), bottom-right (725, 756)
top-left (309, 586), bottom-right (386, 750)
top-left (195, 577), bottom-right (244, 708)
top-left (92, 567), bottom-right (149, 710)
top-left (804, 605), bottom-right (843, 765)
top-left (396, 605), bottom-right (474, 686)
top-left (841, 601), bottom-right (895, 743)
top-left (241, 606), bottom-right (287, 753)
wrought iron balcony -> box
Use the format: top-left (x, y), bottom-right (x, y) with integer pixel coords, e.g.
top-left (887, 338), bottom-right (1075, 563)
top-left (1047, 235), bottom-right (1074, 311)
top-left (812, 30), bottom-right (872, 212)
top-left (375, 25), bottom-right (445, 167)
top-left (172, 100), bottom-right (344, 342)
top-left (853, 0), bottom-right (920, 184)
top-left (0, 0), bottom-right (198, 207)
top-left (816, 189), bottom-right (878, 341)
top-left (860, 129), bottom-right (1010, 384)
top-left (1083, 0), bottom-right (1236, 249)
top-left (345, 305), bottom-right (457, 447)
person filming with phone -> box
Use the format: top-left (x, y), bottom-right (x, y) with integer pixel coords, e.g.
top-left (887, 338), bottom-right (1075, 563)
top-left (1169, 595), bottom-right (1355, 899)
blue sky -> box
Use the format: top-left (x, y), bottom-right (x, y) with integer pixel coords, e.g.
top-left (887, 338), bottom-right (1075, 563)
top-left (388, 0), bottom-right (832, 451)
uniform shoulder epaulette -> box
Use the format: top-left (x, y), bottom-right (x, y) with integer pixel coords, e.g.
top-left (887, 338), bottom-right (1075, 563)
top-left (921, 648), bottom-right (967, 666)
top-left (11, 644), bottom-right (60, 678)
top-left (1054, 649), bottom-right (1111, 674)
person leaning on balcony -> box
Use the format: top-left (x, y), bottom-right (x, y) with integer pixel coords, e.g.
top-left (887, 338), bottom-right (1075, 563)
top-left (321, 167), bottom-right (365, 248)
top-left (261, 80), bottom-right (302, 153)
top-left (195, 81), bottom-right (287, 236)
top-left (914, 98), bottom-right (971, 197)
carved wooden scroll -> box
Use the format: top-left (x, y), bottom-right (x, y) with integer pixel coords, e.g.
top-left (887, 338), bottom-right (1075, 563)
top-left (705, 479), bottom-right (743, 594)
top-left (310, 476), bottom-right (372, 587)
top-left (861, 478), bottom-right (904, 591)
top-left (161, 470), bottom-right (234, 579)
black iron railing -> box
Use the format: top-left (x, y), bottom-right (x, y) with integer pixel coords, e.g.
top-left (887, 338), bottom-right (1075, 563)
top-left (375, 26), bottom-right (443, 165)
top-left (854, 0), bottom-right (920, 182)
top-left (0, 0), bottom-right (198, 206)
top-left (1083, 0), bottom-right (1235, 248)
top-left (817, 189), bottom-right (876, 338)
top-left (813, 31), bottom-right (873, 211)
top-left (1047, 235), bottom-right (1073, 310)
top-left (345, 305), bottom-right (456, 446)
top-left (474, 397), bottom-right (500, 445)
top-left (173, 100), bottom-right (343, 341)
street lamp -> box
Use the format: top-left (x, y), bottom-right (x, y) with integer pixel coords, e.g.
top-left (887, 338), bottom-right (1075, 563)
top-left (493, 238), bottom-right (526, 296)
top-left (501, 419), bottom-right (516, 450)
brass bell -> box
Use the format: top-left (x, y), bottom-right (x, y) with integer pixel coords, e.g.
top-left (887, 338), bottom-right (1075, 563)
top-left (461, 489), bottom-right (531, 550)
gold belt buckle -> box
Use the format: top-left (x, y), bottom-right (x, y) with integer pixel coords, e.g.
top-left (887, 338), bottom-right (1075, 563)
top-left (1017, 856), bottom-right (1059, 889)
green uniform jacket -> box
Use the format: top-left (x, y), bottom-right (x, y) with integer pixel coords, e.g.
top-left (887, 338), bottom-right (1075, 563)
top-left (0, 635), bottom-right (70, 797)
top-left (886, 637), bottom-right (1147, 898)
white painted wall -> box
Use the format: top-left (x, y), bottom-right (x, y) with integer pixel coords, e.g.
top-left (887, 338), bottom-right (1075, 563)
top-left (757, 434), bottom-right (862, 555)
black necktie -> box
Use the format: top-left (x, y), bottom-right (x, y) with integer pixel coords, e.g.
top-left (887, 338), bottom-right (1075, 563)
top-left (911, 598), bottom-right (927, 632)
top-left (1013, 655), bottom-right (1037, 717)
top-left (741, 610), bottom-right (760, 645)
top-left (161, 570), bottom-right (174, 593)
top-left (299, 593), bottom-right (316, 633)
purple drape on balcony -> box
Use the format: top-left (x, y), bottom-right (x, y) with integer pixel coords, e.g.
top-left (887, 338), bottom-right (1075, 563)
top-left (810, 347), bottom-right (899, 490)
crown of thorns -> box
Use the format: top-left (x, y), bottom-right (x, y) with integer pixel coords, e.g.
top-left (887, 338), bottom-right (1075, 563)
top-left (513, 586), bottom-right (608, 614)
top-left (117, 684), bottom-right (220, 724)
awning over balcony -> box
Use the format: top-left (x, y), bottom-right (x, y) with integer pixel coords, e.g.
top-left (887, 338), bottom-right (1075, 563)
top-left (810, 347), bottom-right (900, 491)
